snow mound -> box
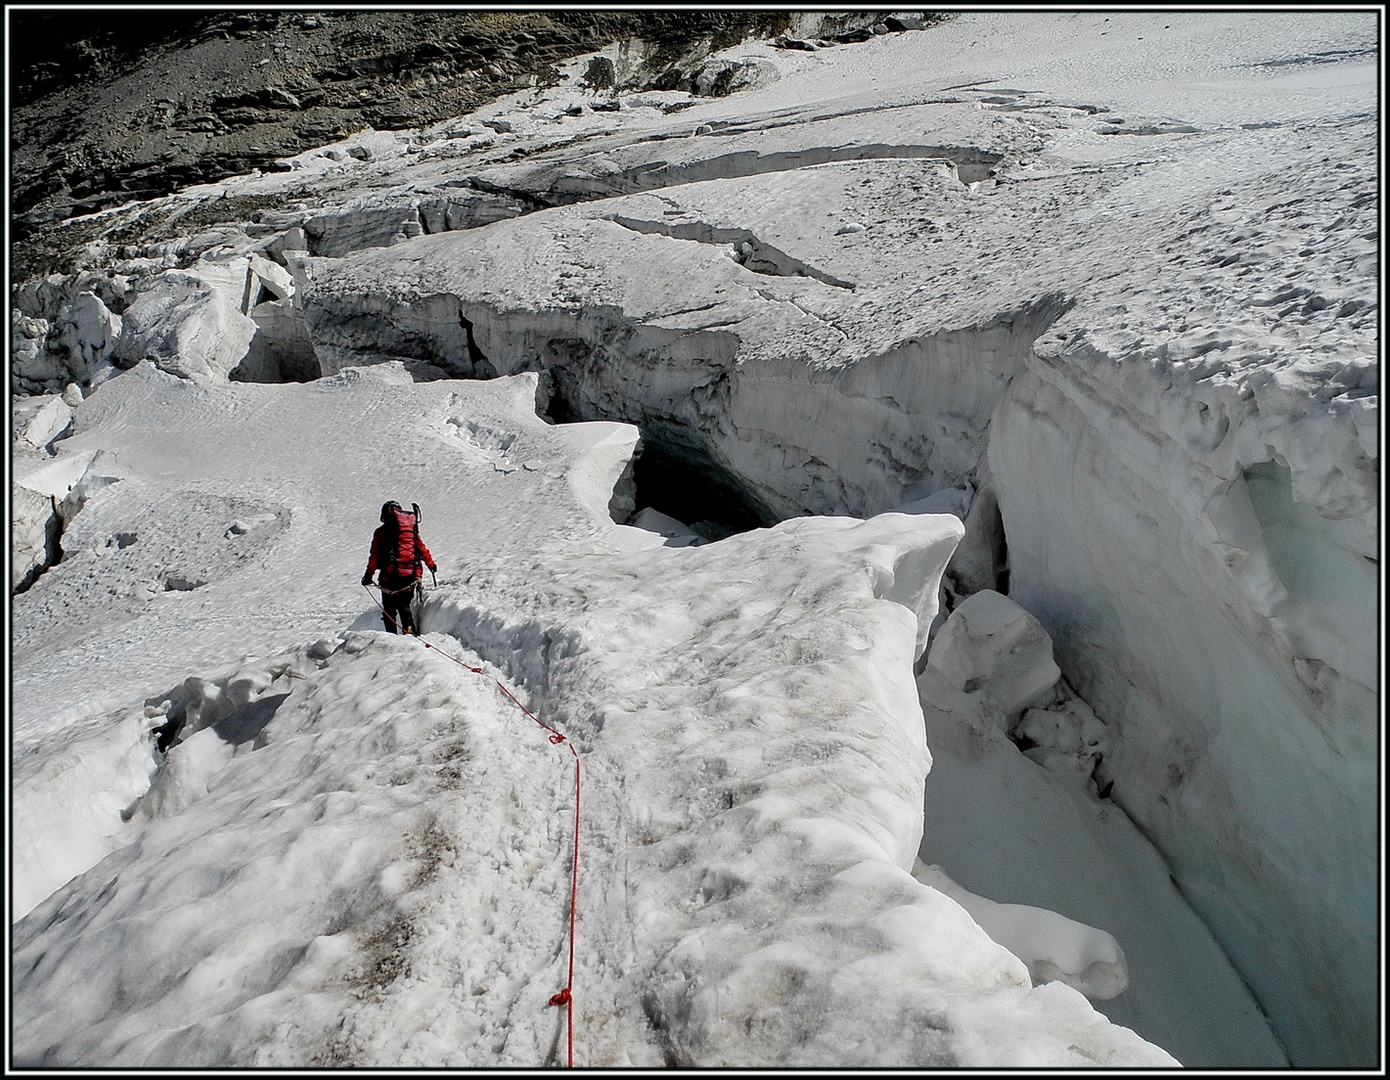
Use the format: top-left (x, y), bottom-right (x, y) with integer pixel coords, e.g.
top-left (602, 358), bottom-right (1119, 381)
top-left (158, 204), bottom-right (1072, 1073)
top-left (914, 862), bottom-right (1128, 1001)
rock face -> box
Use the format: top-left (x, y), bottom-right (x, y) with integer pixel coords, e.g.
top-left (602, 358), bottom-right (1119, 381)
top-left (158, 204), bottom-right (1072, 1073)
top-left (7, 10), bottom-right (1379, 1069)
top-left (10, 10), bottom-right (881, 246)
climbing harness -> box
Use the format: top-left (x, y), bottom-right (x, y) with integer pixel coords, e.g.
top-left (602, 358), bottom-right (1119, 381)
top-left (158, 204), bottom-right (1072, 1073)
top-left (362, 583), bottom-right (582, 1067)
top-left (372, 578), bottom-right (421, 635)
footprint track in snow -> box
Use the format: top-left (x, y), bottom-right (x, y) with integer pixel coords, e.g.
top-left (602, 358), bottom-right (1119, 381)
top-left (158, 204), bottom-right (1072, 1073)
top-left (443, 417), bottom-right (525, 472)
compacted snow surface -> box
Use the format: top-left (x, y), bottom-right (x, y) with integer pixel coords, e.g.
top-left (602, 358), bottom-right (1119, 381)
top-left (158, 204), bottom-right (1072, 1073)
top-left (10, 10), bottom-right (1379, 1070)
top-left (9, 365), bottom-right (1168, 1068)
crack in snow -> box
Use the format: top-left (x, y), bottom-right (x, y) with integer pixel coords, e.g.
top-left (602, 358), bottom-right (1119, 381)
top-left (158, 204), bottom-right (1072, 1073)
top-left (610, 214), bottom-right (855, 290)
top-left (787, 296), bottom-right (851, 339)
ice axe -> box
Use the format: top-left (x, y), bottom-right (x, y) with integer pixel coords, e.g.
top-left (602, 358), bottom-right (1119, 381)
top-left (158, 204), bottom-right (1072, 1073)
top-left (412, 504), bottom-right (438, 587)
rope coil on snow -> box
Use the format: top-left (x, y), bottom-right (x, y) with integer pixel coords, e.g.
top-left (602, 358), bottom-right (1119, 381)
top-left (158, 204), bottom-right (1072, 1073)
top-left (362, 583), bottom-right (581, 1067)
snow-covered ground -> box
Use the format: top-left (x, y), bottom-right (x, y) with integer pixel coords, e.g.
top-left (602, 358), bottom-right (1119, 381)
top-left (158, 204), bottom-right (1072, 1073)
top-left (11, 10), bottom-right (1379, 1070)
top-left (10, 363), bottom-right (1172, 1068)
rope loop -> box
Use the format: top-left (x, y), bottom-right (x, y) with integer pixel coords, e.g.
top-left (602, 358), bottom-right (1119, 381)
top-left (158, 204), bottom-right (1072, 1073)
top-left (549, 733), bottom-right (567, 744)
top-left (549, 988), bottom-right (572, 1008)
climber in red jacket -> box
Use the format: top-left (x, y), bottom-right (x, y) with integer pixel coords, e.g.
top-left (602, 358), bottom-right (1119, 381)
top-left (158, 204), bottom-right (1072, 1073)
top-left (362, 501), bottom-right (436, 634)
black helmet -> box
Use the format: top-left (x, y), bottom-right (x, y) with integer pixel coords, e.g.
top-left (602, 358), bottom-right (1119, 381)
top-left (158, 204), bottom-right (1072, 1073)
top-left (380, 500), bottom-right (401, 522)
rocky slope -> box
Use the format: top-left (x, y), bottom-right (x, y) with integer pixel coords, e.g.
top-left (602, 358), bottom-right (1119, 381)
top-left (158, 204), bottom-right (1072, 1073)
top-left (11, 10), bottom-right (910, 249)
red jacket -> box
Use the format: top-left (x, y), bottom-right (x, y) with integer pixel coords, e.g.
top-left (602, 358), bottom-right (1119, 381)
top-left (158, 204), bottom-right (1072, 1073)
top-left (365, 524), bottom-right (436, 583)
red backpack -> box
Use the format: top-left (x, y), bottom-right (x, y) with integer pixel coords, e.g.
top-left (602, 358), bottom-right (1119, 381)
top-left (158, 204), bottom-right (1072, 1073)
top-left (385, 505), bottom-right (419, 576)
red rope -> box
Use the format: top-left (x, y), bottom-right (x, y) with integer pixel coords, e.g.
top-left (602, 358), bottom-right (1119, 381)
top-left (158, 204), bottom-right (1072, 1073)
top-left (549, 747), bottom-right (580, 1068)
top-left (362, 584), bottom-right (580, 1066)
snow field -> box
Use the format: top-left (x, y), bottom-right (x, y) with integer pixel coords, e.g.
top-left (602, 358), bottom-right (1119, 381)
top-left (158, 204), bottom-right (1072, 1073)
top-left (11, 8), bottom-right (1377, 1069)
top-left (12, 630), bottom-right (588, 1067)
top-left (10, 363), bottom-right (620, 738)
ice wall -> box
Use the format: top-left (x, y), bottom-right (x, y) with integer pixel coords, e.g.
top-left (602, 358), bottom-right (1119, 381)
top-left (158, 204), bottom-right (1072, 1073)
top-left (989, 330), bottom-right (1376, 1067)
top-left (916, 589), bottom-right (1288, 1066)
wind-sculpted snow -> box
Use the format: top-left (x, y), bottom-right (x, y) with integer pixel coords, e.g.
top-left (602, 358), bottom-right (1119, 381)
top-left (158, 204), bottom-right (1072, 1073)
top-left (9, 9), bottom-right (1379, 1069)
top-left (509, 513), bottom-right (1167, 1068)
top-left (12, 632), bottom-right (585, 1067)
top-left (12, 496), bottom-right (1178, 1067)
top-left (913, 863), bottom-right (1128, 1001)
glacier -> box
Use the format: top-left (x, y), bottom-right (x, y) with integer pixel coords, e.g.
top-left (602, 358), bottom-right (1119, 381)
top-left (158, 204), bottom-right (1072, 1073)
top-left (9, 10), bottom-right (1378, 1069)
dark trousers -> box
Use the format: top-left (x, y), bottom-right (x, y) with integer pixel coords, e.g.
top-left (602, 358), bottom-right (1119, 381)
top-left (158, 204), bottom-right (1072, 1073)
top-left (381, 578), bottom-right (417, 634)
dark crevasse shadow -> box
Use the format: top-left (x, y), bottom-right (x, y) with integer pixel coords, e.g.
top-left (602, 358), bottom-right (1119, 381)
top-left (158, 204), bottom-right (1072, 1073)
top-left (629, 434), bottom-right (771, 539)
top-left (211, 692), bottom-right (290, 748)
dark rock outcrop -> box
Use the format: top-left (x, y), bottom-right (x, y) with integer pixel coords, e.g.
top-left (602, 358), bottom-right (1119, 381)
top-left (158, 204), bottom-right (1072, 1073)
top-left (10, 11), bottom-right (817, 241)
